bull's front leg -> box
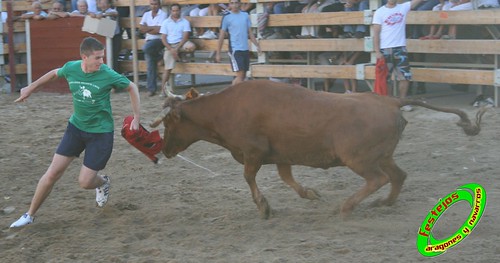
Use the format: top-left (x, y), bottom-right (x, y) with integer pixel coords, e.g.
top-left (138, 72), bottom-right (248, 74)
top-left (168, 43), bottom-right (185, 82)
top-left (277, 164), bottom-right (320, 200)
top-left (243, 162), bottom-right (271, 219)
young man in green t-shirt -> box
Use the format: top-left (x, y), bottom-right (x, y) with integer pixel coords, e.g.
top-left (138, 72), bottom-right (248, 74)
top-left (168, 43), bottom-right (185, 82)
top-left (10, 37), bottom-right (141, 228)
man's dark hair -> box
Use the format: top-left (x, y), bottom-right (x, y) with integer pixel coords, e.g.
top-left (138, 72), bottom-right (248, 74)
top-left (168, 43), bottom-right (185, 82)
top-left (80, 37), bottom-right (104, 56)
top-left (170, 3), bottom-right (181, 10)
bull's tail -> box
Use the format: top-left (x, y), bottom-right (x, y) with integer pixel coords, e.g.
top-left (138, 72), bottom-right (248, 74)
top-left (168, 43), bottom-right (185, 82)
top-left (399, 99), bottom-right (486, 136)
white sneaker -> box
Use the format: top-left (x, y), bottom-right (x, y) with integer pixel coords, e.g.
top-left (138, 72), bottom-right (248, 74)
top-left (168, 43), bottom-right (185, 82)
top-left (10, 213), bottom-right (34, 228)
top-left (199, 30), bottom-right (217, 39)
top-left (96, 175), bottom-right (110, 208)
top-left (401, 105), bottom-right (413, 112)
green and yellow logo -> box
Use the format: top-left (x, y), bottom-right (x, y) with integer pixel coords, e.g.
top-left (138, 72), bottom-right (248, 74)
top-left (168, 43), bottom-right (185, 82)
top-left (416, 183), bottom-right (486, 257)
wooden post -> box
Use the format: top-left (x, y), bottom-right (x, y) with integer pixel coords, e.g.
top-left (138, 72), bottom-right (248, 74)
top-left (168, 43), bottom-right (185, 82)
top-left (7, 0), bottom-right (17, 92)
top-left (130, 0), bottom-right (138, 85)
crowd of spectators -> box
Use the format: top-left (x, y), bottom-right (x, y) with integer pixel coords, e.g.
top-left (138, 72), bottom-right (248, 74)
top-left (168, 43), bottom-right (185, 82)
top-left (5, 0), bottom-right (500, 101)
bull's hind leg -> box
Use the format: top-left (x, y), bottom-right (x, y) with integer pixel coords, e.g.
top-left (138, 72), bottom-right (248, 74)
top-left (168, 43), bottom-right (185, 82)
top-left (341, 165), bottom-right (389, 219)
top-left (372, 158), bottom-right (407, 207)
top-left (277, 164), bottom-right (320, 200)
top-left (243, 162), bottom-right (271, 219)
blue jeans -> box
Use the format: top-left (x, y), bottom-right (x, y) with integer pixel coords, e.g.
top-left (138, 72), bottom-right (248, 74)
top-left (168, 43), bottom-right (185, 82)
top-left (142, 39), bottom-right (164, 93)
top-left (344, 0), bottom-right (369, 33)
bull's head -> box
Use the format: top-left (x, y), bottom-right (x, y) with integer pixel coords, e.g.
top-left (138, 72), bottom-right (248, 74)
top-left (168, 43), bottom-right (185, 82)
top-left (150, 87), bottom-right (200, 158)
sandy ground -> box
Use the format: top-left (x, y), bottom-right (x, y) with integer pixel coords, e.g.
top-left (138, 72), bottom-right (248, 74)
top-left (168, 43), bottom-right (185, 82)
top-left (1, 83), bottom-right (499, 263)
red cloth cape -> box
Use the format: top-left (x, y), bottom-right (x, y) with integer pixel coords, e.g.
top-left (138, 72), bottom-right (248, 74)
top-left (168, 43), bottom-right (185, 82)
top-left (121, 116), bottom-right (163, 163)
top-left (374, 58), bottom-right (388, 96)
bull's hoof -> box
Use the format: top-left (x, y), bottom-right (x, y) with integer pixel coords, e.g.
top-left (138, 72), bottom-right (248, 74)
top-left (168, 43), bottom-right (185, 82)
top-left (259, 205), bottom-right (271, 219)
top-left (257, 197), bottom-right (271, 219)
top-left (304, 188), bottom-right (321, 200)
top-left (339, 210), bottom-right (351, 221)
top-left (339, 204), bottom-right (353, 220)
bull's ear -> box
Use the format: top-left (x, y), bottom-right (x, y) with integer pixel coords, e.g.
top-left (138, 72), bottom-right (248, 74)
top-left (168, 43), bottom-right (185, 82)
top-left (185, 88), bottom-right (199, 100)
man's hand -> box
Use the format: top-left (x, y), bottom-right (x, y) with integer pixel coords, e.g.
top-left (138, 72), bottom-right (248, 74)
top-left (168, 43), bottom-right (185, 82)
top-left (130, 116), bottom-right (140, 130)
top-left (14, 87), bottom-right (32, 103)
top-left (170, 48), bottom-right (180, 61)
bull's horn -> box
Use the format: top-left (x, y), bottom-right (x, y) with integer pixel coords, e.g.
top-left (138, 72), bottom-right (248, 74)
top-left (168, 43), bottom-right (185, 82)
top-left (164, 83), bottom-right (186, 100)
top-left (150, 106), bottom-right (171, 128)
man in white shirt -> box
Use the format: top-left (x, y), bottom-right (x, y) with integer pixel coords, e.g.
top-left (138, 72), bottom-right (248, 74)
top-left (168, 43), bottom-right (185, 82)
top-left (159, 4), bottom-right (195, 96)
top-left (140, 0), bottom-right (168, 96)
top-left (372, 0), bottom-right (424, 112)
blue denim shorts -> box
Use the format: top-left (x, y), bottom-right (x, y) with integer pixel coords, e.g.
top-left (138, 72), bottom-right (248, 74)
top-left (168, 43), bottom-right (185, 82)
top-left (56, 122), bottom-right (114, 171)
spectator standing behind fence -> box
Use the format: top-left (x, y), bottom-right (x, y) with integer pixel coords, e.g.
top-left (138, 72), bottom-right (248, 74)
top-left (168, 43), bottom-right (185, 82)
top-left (69, 0), bottom-right (90, 16)
top-left (140, 0), bottom-right (168, 97)
top-left (159, 3), bottom-right (195, 96)
top-left (47, 1), bottom-right (69, 19)
top-left (16, 1), bottom-right (48, 21)
top-left (215, 0), bottom-right (260, 85)
top-left (72, 0), bottom-right (97, 13)
top-left (372, 0), bottom-right (424, 112)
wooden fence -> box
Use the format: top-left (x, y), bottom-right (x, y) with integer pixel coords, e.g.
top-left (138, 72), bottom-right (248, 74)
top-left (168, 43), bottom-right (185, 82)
top-left (2, 0), bottom-right (500, 105)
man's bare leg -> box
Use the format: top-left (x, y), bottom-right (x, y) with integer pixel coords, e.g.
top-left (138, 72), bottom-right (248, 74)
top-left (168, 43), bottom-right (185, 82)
top-left (233, 71), bottom-right (246, 85)
top-left (27, 154), bottom-right (74, 216)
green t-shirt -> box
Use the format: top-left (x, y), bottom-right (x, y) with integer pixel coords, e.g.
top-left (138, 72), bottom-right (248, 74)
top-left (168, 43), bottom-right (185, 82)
top-left (57, 61), bottom-right (130, 133)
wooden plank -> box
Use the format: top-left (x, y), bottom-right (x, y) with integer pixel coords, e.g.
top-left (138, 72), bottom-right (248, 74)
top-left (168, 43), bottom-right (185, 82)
top-left (119, 60), bottom-right (493, 85)
top-left (122, 16), bottom-right (222, 29)
top-left (410, 62), bottom-right (494, 69)
top-left (1, 1), bottom-right (51, 12)
top-left (172, 62), bottom-right (236, 75)
top-left (120, 18), bottom-right (142, 29)
top-left (190, 39), bottom-right (229, 51)
top-left (256, 10), bottom-right (500, 27)
top-left (186, 16), bottom-right (222, 28)
top-left (3, 21), bottom-right (26, 33)
top-left (260, 39), bottom-right (365, 52)
top-left (407, 39), bottom-right (500, 54)
top-left (268, 12), bottom-right (366, 27)
top-left (120, 60), bottom-right (148, 72)
top-left (122, 39), bottom-right (145, 50)
top-left (412, 68), bottom-right (493, 85)
top-left (251, 65), bottom-right (357, 79)
top-left (406, 10), bottom-right (500, 25)
top-left (5, 64), bottom-right (27, 74)
top-left (114, 0), bottom-right (150, 6)
top-left (1, 43), bottom-right (26, 54)
top-left (122, 39), bottom-right (229, 51)
top-left (120, 10), bottom-right (500, 30)
top-left (251, 64), bottom-right (493, 85)
top-left (119, 60), bottom-right (236, 75)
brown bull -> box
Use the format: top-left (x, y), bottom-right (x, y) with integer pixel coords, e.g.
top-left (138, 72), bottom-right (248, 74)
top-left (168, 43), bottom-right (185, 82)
top-left (150, 80), bottom-right (484, 219)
